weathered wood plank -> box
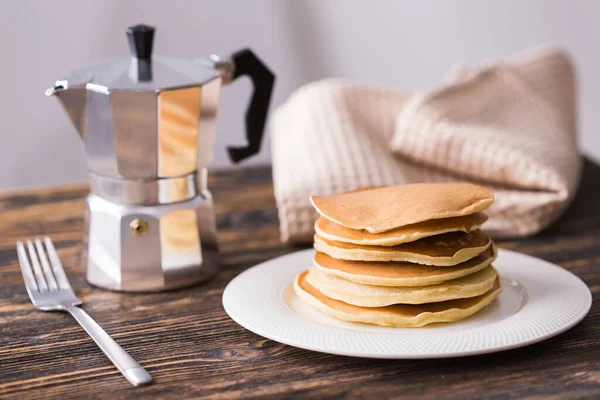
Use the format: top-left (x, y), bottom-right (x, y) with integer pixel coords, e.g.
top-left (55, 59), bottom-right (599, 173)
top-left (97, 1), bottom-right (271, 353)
top-left (0, 161), bottom-right (598, 399)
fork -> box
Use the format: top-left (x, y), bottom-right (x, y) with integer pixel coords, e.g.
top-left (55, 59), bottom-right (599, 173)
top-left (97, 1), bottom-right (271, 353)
top-left (16, 236), bottom-right (153, 387)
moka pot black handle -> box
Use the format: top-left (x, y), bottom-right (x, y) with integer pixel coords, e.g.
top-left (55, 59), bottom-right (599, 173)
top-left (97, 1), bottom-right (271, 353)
top-left (227, 49), bottom-right (275, 163)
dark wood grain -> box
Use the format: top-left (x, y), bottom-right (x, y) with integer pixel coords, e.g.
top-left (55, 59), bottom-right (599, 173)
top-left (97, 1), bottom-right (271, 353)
top-left (0, 161), bottom-right (598, 400)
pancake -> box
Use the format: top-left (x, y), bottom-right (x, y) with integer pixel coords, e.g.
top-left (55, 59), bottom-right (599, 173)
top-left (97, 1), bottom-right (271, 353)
top-left (305, 266), bottom-right (498, 306)
top-left (310, 182), bottom-right (494, 233)
top-left (313, 245), bottom-right (496, 287)
top-left (314, 230), bottom-right (491, 266)
top-left (314, 213), bottom-right (488, 246)
top-left (294, 270), bottom-right (502, 327)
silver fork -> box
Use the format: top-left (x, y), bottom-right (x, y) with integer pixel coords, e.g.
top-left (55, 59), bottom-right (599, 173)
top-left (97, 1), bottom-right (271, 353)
top-left (16, 236), bottom-right (153, 387)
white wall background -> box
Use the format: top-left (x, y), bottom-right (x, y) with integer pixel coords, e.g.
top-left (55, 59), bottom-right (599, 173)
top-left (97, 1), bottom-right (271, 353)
top-left (1, 0), bottom-right (599, 190)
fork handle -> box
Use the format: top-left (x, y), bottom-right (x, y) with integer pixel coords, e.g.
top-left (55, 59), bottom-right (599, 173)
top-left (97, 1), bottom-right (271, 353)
top-left (66, 306), bottom-right (153, 386)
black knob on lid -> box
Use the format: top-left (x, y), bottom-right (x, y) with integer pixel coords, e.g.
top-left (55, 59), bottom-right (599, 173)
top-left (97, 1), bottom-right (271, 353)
top-left (126, 24), bottom-right (155, 60)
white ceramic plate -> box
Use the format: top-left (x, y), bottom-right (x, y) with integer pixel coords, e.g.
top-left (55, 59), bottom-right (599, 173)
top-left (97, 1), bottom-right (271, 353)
top-left (223, 248), bottom-right (592, 359)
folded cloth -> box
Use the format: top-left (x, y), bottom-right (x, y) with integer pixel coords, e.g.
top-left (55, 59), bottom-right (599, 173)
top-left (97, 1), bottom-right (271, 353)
top-left (271, 48), bottom-right (581, 243)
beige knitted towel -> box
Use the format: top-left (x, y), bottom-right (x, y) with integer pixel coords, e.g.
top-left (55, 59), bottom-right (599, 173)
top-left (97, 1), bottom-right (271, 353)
top-left (271, 48), bottom-right (581, 243)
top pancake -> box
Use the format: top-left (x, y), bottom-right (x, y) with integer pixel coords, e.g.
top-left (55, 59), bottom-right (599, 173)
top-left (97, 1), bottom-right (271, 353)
top-left (315, 212), bottom-right (488, 246)
top-left (310, 182), bottom-right (494, 233)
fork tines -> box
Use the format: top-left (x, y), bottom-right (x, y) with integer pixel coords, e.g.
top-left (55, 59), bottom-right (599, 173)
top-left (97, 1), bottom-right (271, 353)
top-left (17, 237), bottom-right (73, 294)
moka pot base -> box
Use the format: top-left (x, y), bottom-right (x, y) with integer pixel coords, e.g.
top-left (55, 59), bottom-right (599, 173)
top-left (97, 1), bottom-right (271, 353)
top-left (81, 171), bottom-right (219, 292)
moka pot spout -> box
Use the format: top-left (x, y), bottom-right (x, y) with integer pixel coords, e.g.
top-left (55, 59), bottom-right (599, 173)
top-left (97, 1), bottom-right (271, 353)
top-left (46, 82), bottom-right (87, 140)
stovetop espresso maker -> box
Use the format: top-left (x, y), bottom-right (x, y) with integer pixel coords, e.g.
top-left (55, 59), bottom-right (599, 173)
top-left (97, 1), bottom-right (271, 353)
top-left (47, 24), bottom-right (275, 291)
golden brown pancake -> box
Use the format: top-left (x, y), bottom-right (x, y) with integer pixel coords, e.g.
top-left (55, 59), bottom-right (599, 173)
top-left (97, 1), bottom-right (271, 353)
top-left (313, 245), bottom-right (496, 286)
top-left (294, 270), bottom-right (502, 327)
top-left (314, 230), bottom-right (491, 266)
top-left (310, 182), bottom-right (494, 233)
top-left (305, 266), bottom-right (498, 306)
top-left (314, 213), bottom-right (488, 246)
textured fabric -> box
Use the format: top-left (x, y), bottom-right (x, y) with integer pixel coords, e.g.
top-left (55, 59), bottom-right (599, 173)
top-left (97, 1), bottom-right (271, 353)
top-left (271, 48), bottom-right (581, 243)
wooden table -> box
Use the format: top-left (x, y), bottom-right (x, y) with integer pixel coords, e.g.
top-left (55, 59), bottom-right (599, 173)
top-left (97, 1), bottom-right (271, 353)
top-left (1, 161), bottom-right (598, 399)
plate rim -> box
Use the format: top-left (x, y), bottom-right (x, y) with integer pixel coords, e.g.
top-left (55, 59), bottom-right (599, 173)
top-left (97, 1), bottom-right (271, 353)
top-left (222, 248), bottom-right (592, 359)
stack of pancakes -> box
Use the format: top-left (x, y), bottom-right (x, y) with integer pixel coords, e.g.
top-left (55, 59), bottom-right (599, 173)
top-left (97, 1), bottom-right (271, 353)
top-left (293, 182), bottom-right (502, 328)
